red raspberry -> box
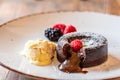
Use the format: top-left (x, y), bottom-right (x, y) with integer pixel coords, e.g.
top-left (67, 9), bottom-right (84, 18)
top-left (70, 39), bottom-right (83, 51)
top-left (53, 24), bottom-right (66, 34)
top-left (64, 25), bottom-right (77, 34)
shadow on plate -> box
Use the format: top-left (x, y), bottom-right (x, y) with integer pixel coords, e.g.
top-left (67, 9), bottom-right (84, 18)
top-left (83, 54), bottom-right (120, 71)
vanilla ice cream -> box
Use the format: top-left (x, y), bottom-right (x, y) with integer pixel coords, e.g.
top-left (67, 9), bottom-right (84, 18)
top-left (21, 40), bottom-right (56, 66)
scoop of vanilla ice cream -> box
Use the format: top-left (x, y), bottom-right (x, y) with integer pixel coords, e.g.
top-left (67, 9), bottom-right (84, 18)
top-left (21, 40), bottom-right (56, 66)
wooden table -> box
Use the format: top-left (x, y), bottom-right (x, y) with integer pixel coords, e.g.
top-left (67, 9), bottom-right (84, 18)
top-left (0, 0), bottom-right (120, 80)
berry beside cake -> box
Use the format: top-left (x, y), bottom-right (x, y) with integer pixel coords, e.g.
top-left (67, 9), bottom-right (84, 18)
top-left (45, 24), bottom-right (76, 42)
top-left (56, 32), bottom-right (108, 73)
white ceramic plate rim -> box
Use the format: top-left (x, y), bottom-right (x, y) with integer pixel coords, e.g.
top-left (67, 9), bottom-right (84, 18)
top-left (0, 11), bottom-right (120, 79)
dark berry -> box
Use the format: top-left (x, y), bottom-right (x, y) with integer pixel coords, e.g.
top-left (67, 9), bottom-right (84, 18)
top-left (45, 28), bottom-right (63, 42)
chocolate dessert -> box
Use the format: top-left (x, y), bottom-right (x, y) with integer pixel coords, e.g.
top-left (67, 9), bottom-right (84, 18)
top-left (56, 32), bottom-right (108, 73)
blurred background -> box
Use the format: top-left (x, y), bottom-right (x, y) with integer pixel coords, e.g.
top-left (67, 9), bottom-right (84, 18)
top-left (0, 0), bottom-right (120, 22)
top-left (0, 0), bottom-right (120, 80)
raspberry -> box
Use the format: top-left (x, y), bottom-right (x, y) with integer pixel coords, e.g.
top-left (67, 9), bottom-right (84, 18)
top-left (64, 25), bottom-right (77, 34)
top-left (70, 39), bottom-right (83, 51)
top-left (53, 24), bottom-right (66, 34)
top-left (45, 28), bottom-right (63, 42)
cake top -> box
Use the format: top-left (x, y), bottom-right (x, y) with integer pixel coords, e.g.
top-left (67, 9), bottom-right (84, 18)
top-left (58, 32), bottom-right (107, 49)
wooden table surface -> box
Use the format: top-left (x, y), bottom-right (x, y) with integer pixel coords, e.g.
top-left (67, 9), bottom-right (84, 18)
top-left (0, 0), bottom-right (120, 80)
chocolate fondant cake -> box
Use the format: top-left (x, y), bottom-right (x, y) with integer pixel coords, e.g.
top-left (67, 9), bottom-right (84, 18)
top-left (56, 32), bottom-right (108, 72)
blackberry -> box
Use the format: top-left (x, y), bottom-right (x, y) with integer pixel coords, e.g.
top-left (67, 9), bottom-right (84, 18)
top-left (45, 28), bottom-right (63, 42)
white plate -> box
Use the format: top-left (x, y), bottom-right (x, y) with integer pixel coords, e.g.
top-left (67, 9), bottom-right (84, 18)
top-left (0, 12), bottom-right (120, 79)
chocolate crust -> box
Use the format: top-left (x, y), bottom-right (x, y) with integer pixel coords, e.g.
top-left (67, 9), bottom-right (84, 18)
top-left (56, 32), bottom-right (108, 68)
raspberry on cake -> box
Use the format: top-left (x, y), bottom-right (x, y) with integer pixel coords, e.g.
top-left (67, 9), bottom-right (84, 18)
top-left (70, 39), bottom-right (83, 51)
